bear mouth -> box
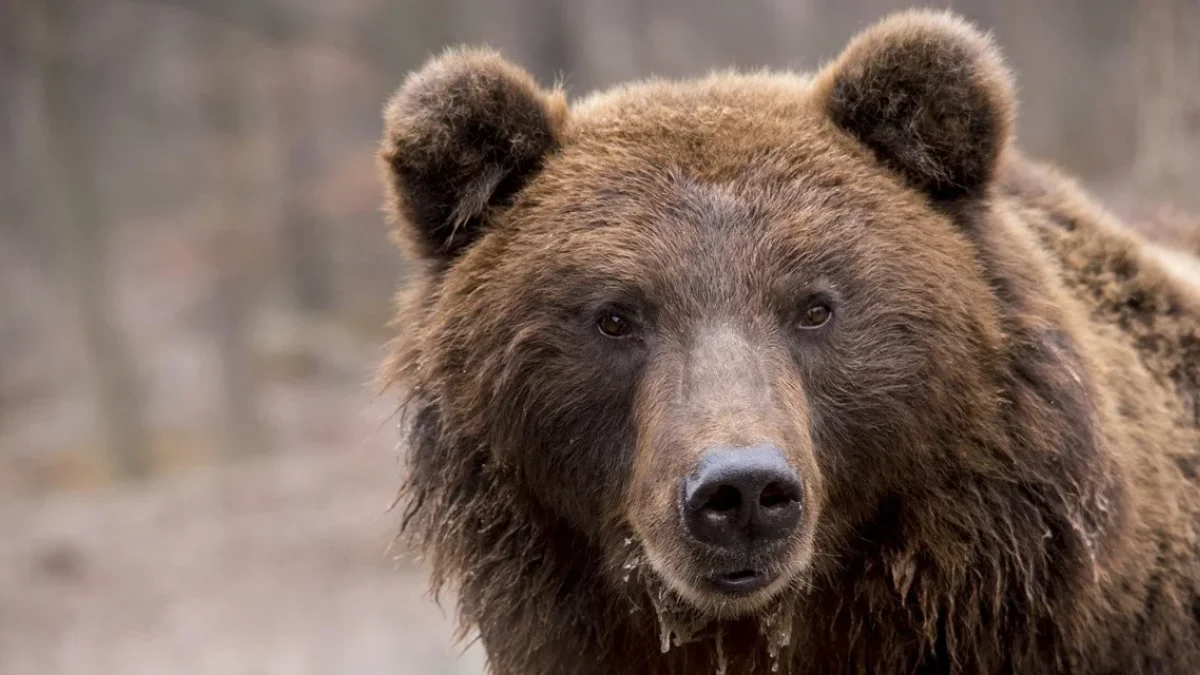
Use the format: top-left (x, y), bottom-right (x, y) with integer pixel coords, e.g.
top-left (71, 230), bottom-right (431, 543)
top-left (705, 568), bottom-right (775, 596)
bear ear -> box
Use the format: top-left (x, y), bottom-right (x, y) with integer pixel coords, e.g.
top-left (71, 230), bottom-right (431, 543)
top-left (380, 48), bottom-right (568, 262)
top-left (813, 10), bottom-right (1016, 201)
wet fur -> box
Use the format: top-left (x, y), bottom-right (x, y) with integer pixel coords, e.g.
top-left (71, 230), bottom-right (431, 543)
top-left (380, 9), bottom-right (1200, 675)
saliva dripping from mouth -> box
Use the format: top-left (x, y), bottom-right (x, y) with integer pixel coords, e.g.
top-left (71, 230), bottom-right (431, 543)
top-left (626, 545), bottom-right (796, 672)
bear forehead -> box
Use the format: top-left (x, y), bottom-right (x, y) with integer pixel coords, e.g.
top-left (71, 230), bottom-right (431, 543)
top-left (428, 69), bottom-right (985, 316)
top-left (471, 143), bottom-right (967, 320)
top-left (502, 74), bottom-right (942, 264)
top-left (507, 71), bottom-right (935, 243)
top-left (571, 71), bottom-right (818, 130)
top-left (561, 73), bottom-right (844, 172)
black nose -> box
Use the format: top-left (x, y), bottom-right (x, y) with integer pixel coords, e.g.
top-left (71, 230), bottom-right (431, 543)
top-left (682, 445), bottom-right (803, 548)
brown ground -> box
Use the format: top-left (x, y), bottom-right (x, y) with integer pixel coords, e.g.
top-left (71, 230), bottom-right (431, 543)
top-left (0, 399), bottom-right (486, 675)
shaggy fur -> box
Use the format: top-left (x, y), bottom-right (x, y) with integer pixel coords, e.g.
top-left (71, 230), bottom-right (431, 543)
top-left (1139, 211), bottom-right (1200, 290)
top-left (379, 9), bottom-right (1200, 675)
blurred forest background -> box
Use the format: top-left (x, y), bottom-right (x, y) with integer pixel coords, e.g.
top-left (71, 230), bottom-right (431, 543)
top-left (1, 0), bottom-right (1197, 673)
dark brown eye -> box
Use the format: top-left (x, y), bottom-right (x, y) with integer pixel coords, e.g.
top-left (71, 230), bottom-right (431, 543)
top-left (597, 312), bottom-right (633, 338)
top-left (798, 302), bottom-right (832, 329)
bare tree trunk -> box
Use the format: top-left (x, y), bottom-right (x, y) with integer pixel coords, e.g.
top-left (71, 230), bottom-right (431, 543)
top-left (25, 0), bottom-right (152, 480)
top-left (1133, 0), bottom-right (1200, 214)
top-left (207, 15), bottom-right (271, 458)
top-left (276, 61), bottom-right (333, 315)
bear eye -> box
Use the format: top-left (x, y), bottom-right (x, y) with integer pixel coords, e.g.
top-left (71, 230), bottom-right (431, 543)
top-left (798, 302), bottom-right (832, 329)
top-left (597, 311), bottom-right (634, 338)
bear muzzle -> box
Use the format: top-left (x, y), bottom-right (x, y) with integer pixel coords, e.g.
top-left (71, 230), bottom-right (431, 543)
top-left (681, 444), bottom-right (805, 596)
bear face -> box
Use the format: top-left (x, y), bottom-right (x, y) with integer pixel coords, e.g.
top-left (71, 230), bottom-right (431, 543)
top-left (380, 9), bottom-right (1192, 674)
top-left (420, 122), bottom-right (1024, 615)
top-left (384, 9), bottom-right (1034, 617)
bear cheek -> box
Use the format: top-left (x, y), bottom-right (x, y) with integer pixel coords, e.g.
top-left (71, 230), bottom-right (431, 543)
top-left (494, 352), bottom-right (641, 538)
top-left (520, 429), bottom-right (637, 539)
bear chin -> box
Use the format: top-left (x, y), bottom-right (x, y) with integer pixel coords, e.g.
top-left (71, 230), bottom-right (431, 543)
top-left (635, 536), bottom-right (816, 620)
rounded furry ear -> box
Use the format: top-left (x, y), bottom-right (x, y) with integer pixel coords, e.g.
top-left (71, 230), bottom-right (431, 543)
top-left (380, 48), bottom-right (568, 262)
top-left (813, 10), bottom-right (1016, 200)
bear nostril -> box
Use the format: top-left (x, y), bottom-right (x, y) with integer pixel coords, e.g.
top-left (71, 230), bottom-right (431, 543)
top-left (759, 481), bottom-right (799, 510)
top-left (704, 485), bottom-right (742, 513)
top-left (682, 445), bottom-right (804, 548)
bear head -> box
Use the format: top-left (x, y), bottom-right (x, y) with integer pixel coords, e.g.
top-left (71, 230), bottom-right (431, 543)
top-left (381, 8), bottom-right (1118, 633)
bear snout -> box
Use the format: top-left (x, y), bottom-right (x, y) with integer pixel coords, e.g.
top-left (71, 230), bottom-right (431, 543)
top-left (676, 445), bottom-right (805, 597)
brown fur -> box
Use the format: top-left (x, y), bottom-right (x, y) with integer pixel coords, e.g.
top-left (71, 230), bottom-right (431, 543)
top-left (1137, 209), bottom-right (1200, 290)
top-left (379, 9), bottom-right (1200, 674)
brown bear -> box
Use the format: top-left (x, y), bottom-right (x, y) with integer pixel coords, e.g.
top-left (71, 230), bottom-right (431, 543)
top-left (378, 9), bottom-right (1200, 675)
